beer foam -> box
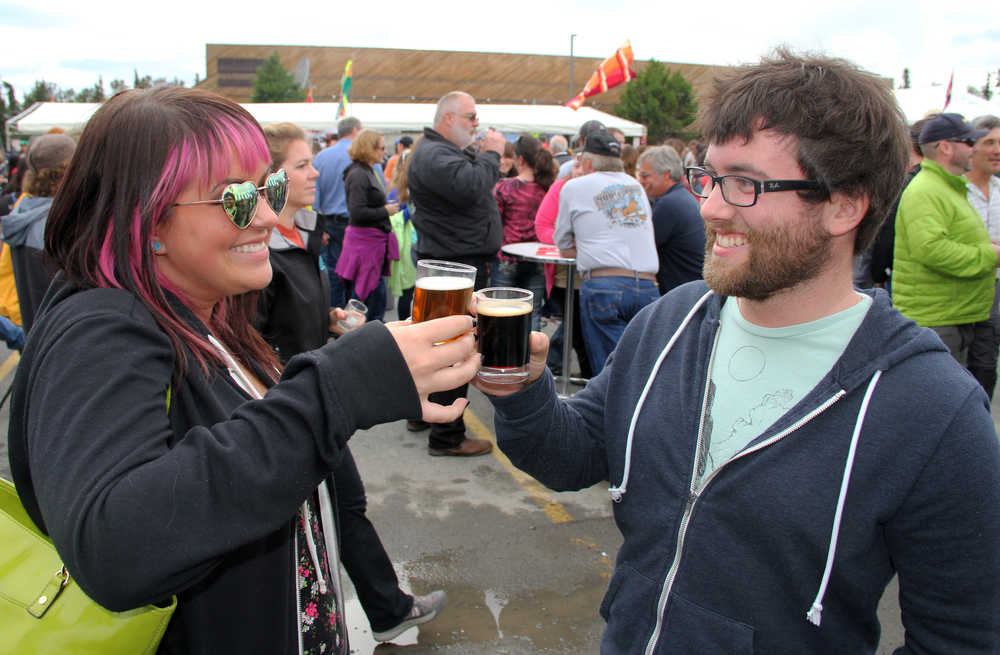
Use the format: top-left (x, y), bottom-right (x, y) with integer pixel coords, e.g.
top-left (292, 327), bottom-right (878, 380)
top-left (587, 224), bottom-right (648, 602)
top-left (416, 276), bottom-right (474, 291)
top-left (478, 301), bottom-right (532, 317)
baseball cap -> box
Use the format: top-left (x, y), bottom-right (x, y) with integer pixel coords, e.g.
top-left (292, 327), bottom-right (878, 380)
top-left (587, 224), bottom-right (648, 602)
top-left (583, 127), bottom-right (622, 157)
top-left (575, 120), bottom-right (605, 146)
top-left (918, 113), bottom-right (989, 145)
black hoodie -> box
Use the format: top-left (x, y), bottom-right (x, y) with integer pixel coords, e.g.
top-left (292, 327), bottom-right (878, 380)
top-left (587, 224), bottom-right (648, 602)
top-left (8, 280), bottom-right (421, 654)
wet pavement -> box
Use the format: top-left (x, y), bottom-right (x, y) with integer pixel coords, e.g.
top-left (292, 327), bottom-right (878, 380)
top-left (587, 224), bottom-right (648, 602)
top-left (3, 327), bottom-right (997, 653)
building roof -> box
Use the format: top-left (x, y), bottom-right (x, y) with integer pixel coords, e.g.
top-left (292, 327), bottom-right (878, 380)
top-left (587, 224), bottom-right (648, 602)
top-left (198, 43), bottom-right (729, 112)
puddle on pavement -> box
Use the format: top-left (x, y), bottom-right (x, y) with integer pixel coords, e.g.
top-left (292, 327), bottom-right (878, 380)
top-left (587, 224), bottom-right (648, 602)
top-left (343, 562), bottom-right (608, 653)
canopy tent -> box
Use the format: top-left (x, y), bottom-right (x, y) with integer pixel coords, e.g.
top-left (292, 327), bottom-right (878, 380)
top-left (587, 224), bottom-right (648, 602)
top-left (894, 87), bottom-right (1000, 124)
top-left (6, 101), bottom-right (646, 144)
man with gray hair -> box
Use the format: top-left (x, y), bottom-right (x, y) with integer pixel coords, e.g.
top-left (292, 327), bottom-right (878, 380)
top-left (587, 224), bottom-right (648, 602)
top-left (406, 90), bottom-right (506, 456)
top-left (549, 134), bottom-right (571, 166)
top-left (964, 114), bottom-right (1000, 397)
top-left (314, 116), bottom-right (365, 308)
top-left (637, 146), bottom-right (705, 294)
top-left (554, 126), bottom-right (658, 374)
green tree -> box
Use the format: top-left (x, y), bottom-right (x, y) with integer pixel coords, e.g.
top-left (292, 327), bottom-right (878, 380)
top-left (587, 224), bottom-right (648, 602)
top-left (74, 76), bottom-right (106, 103)
top-left (983, 73), bottom-right (993, 101)
top-left (902, 68), bottom-right (910, 89)
top-left (110, 78), bottom-right (129, 95)
top-left (614, 60), bottom-right (697, 144)
top-left (23, 80), bottom-right (58, 106)
top-left (0, 81), bottom-right (20, 149)
top-left (252, 52), bottom-right (306, 103)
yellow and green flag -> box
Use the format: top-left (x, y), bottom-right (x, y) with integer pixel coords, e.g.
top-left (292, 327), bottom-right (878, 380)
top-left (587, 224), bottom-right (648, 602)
top-left (337, 60), bottom-right (353, 119)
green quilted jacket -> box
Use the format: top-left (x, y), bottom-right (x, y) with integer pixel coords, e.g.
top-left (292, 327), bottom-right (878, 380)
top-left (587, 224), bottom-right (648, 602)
top-left (892, 158), bottom-right (997, 326)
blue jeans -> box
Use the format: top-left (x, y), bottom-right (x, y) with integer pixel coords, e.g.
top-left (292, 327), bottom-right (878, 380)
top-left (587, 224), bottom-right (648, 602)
top-left (321, 218), bottom-right (348, 309)
top-left (579, 277), bottom-right (660, 375)
top-left (490, 258), bottom-right (546, 330)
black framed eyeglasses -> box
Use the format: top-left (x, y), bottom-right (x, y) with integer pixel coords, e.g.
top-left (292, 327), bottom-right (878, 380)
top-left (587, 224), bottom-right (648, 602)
top-left (173, 169), bottom-right (288, 229)
top-left (685, 166), bottom-right (824, 208)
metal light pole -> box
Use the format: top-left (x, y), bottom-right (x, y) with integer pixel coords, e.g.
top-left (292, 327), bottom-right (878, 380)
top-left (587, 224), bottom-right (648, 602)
top-left (570, 34), bottom-right (577, 99)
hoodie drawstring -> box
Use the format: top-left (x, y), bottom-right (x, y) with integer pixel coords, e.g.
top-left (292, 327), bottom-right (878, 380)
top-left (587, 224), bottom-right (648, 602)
top-left (609, 290), bottom-right (714, 503)
top-left (806, 369), bottom-right (883, 627)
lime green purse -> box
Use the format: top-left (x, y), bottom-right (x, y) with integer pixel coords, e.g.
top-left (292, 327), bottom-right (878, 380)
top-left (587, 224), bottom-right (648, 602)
top-left (0, 477), bottom-right (176, 654)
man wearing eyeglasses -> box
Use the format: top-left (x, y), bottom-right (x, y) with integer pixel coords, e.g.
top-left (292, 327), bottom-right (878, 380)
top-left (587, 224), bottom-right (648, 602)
top-left (892, 112), bottom-right (999, 387)
top-left (636, 145), bottom-right (705, 295)
top-left (477, 50), bottom-right (1000, 654)
top-left (407, 90), bottom-right (506, 457)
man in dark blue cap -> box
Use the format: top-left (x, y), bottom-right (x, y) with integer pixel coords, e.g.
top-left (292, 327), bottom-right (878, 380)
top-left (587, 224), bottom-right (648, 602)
top-left (892, 112), bottom-right (999, 382)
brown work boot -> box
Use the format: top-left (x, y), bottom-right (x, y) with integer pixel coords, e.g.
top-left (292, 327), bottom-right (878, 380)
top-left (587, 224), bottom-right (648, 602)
top-left (428, 438), bottom-right (493, 457)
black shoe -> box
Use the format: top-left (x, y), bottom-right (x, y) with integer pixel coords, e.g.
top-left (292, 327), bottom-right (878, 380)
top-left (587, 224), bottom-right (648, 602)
top-left (428, 438), bottom-right (493, 457)
top-left (406, 419), bottom-right (430, 432)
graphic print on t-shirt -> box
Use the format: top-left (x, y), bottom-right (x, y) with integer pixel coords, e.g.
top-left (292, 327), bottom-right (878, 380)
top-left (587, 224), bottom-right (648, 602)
top-left (594, 184), bottom-right (650, 227)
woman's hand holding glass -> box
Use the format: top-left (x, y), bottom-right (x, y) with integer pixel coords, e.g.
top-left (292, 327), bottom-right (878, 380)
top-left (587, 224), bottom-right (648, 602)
top-left (386, 315), bottom-right (479, 422)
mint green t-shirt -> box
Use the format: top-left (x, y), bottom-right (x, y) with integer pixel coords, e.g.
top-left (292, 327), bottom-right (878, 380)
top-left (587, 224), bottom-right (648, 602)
top-left (697, 294), bottom-right (873, 484)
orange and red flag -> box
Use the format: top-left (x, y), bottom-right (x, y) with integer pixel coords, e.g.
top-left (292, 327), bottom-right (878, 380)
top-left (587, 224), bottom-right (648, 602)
top-left (565, 40), bottom-right (635, 110)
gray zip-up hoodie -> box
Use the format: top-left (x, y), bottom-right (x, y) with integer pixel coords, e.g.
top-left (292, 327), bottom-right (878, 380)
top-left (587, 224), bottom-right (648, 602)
top-left (490, 281), bottom-right (1000, 654)
top-left (2, 196), bottom-right (53, 333)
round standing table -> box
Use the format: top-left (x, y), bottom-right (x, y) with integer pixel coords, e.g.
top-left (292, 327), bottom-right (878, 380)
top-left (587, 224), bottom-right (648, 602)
top-left (500, 241), bottom-right (585, 397)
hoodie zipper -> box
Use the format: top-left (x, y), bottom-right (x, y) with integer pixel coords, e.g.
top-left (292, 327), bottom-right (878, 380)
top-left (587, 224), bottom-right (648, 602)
top-left (641, 337), bottom-right (847, 655)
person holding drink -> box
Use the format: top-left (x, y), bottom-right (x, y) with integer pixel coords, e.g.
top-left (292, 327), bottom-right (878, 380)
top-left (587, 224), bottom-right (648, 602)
top-left (7, 86), bottom-right (478, 653)
top-left (407, 91), bottom-right (506, 456)
top-left (258, 121), bottom-right (447, 643)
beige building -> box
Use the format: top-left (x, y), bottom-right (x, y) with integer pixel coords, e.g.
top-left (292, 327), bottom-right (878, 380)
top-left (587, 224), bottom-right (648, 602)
top-left (198, 44), bottom-right (729, 113)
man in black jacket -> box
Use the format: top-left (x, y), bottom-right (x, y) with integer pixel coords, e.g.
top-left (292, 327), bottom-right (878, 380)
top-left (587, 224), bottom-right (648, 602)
top-left (407, 91), bottom-right (506, 456)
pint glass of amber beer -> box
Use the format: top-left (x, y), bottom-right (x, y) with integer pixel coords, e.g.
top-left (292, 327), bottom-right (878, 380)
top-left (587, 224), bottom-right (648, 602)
top-left (412, 260), bottom-right (477, 323)
top-left (475, 287), bottom-right (533, 383)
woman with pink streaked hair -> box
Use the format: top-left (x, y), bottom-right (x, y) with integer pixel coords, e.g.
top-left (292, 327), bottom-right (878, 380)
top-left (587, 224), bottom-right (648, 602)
top-left (6, 85), bottom-right (477, 653)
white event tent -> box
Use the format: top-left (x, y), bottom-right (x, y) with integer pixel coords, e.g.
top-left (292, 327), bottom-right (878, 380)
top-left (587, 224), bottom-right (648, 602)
top-left (6, 101), bottom-right (646, 143)
top-left (894, 87), bottom-right (1000, 124)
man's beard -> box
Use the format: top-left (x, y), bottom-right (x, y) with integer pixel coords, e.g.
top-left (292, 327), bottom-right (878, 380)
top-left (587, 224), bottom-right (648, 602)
top-left (702, 209), bottom-right (832, 301)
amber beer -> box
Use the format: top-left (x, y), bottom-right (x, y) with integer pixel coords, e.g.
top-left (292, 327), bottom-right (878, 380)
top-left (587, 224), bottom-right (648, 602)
top-left (476, 288), bottom-right (533, 383)
top-left (411, 276), bottom-right (474, 323)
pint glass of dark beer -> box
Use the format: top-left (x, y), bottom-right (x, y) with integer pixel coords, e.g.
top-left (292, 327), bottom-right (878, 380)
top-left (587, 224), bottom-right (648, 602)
top-left (412, 260), bottom-right (477, 323)
top-left (475, 287), bottom-right (533, 383)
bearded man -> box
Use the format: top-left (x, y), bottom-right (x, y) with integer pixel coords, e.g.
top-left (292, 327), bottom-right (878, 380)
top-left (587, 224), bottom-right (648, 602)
top-left (474, 50), bottom-right (1000, 654)
top-left (405, 90), bottom-right (506, 457)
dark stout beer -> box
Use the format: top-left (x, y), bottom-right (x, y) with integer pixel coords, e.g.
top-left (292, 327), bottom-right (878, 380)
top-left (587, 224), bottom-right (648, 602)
top-left (411, 276), bottom-right (474, 323)
top-left (477, 300), bottom-right (532, 375)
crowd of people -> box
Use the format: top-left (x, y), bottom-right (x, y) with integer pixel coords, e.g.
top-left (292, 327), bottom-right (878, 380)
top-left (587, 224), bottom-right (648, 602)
top-left (1, 47), bottom-right (999, 654)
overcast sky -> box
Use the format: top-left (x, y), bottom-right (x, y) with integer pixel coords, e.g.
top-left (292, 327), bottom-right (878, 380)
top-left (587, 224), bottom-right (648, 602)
top-left (3, 0), bottom-right (998, 103)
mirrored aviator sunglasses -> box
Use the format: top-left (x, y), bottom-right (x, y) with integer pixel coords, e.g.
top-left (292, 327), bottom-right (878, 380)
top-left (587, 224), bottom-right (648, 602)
top-left (174, 169), bottom-right (288, 229)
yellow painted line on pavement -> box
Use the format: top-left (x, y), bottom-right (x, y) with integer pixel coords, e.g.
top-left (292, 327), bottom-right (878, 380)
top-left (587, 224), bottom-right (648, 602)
top-left (0, 351), bottom-right (19, 380)
top-left (464, 408), bottom-right (575, 525)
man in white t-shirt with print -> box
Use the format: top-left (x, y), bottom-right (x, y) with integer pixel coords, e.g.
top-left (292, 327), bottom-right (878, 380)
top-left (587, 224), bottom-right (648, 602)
top-left (554, 126), bottom-right (659, 374)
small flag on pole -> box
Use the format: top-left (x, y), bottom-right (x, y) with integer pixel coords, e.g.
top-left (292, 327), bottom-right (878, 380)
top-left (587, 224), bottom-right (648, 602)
top-left (943, 70), bottom-right (953, 110)
top-left (337, 60), bottom-right (353, 119)
top-left (565, 40), bottom-right (635, 110)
